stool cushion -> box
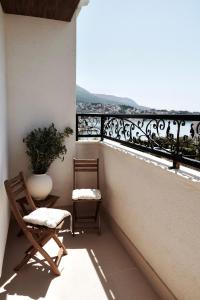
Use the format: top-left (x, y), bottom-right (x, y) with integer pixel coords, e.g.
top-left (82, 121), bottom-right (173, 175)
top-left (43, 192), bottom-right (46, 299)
top-left (72, 189), bottom-right (101, 201)
top-left (23, 207), bottom-right (71, 228)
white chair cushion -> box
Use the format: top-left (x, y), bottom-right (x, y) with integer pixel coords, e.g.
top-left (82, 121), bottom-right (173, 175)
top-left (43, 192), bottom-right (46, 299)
top-left (23, 207), bottom-right (71, 229)
top-left (72, 189), bottom-right (101, 201)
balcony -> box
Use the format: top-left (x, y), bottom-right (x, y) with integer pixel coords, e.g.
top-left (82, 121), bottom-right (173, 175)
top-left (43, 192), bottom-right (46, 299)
top-left (1, 2), bottom-right (200, 299)
top-left (1, 113), bottom-right (200, 300)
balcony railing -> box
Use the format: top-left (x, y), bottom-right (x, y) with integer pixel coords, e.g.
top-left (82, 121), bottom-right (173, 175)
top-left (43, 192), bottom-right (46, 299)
top-left (76, 113), bottom-right (200, 170)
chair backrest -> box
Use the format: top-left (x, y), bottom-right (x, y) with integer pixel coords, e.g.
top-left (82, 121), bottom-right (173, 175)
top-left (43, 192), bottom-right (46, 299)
top-left (73, 158), bottom-right (100, 189)
top-left (4, 172), bottom-right (36, 229)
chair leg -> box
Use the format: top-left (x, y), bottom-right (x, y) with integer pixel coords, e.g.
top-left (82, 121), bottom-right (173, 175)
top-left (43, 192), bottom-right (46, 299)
top-left (36, 243), bottom-right (61, 276)
top-left (72, 202), bottom-right (76, 237)
top-left (95, 201), bottom-right (101, 235)
top-left (33, 232), bottom-right (65, 275)
top-left (95, 201), bottom-right (101, 221)
top-left (15, 232), bottom-right (53, 272)
top-left (69, 213), bottom-right (72, 234)
top-left (72, 200), bottom-right (101, 236)
top-left (16, 232), bottom-right (62, 276)
top-left (25, 230), bottom-right (52, 254)
top-left (98, 214), bottom-right (101, 235)
top-left (52, 234), bottom-right (67, 255)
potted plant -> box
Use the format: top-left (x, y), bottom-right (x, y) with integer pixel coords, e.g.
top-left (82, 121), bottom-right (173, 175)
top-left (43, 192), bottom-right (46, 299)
top-left (23, 123), bottom-right (73, 200)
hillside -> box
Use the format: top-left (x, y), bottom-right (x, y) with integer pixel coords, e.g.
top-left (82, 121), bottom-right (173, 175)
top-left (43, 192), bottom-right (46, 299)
top-left (76, 85), bottom-right (199, 115)
top-left (76, 85), bottom-right (143, 108)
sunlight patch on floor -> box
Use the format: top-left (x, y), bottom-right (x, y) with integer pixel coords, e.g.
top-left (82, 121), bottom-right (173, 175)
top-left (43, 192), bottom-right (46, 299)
top-left (45, 248), bottom-right (110, 300)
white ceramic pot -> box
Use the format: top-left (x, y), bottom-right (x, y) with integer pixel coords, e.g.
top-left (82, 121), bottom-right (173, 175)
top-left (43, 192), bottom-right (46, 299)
top-left (27, 174), bottom-right (53, 200)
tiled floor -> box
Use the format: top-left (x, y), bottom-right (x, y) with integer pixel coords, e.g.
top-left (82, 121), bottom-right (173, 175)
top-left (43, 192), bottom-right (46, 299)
top-left (0, 219), bottom-right (160, 300)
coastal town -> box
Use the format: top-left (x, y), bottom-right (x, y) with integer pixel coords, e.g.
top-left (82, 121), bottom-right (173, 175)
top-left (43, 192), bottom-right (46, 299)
top-left (76, 101), bottom-right (199, 115)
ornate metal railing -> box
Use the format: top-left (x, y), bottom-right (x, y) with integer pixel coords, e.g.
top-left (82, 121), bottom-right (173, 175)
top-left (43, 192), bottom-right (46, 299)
top-left (76, 113), bottom-right (200, 169)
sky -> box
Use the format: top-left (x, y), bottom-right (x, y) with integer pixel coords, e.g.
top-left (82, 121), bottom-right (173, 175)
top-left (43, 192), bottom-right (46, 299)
top-left (77, 0), bottom-right (200, 112)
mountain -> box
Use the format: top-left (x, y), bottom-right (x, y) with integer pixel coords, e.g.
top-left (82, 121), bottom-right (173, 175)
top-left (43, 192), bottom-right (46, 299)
top-left (76, 86), bottom-right (200, 115)
top-left (76, 86), bottom-right (100, 104)
top-left (94, 93), bottom-right (140, 108)
top-left (76, 85), bottom-right (144, 109)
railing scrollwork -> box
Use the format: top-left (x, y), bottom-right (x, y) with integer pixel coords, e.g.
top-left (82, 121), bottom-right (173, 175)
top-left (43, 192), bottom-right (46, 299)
top-left (76, 113), bottom-right (200, 170)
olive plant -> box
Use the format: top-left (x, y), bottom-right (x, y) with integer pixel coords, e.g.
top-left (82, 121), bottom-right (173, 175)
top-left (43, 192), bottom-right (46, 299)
top-left (23, 123), bottom-right (73, 174)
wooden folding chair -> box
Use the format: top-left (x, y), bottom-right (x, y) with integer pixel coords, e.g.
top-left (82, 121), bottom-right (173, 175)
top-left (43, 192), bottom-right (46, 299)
top-left (4, 172), bottom-right (71, 276)
top-left (72, 158), bottom-right (102, 236)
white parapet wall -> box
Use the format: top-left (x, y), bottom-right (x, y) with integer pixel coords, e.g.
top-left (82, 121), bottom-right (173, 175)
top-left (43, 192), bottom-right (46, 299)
top-left (76, 140), bottom-right (200, 300)
top-left (5, 14), bottom-right (77, 206)
top-left (0, 4), bottom-right (9, 277)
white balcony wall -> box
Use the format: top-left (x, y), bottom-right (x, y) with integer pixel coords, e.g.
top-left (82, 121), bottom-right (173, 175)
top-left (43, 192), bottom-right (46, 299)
top-left (102, 142), bottom-right (200, 300)
top-left (5, 14), bottom-right (76, 205)
top-left (0, 4), bottom-right (9, 276)
top-left (76, 141), bottom-right (200, 300)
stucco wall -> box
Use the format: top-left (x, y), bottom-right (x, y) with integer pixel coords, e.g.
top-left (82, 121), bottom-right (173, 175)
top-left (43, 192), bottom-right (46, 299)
top-left (101, 142), bottom-right (200, 300)
top-left (76, 140), bottom-right (200, 299)
top-left (0, 4), bottom-right (9, 277)
top-left (5, 14), bottom-right (76, 205)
